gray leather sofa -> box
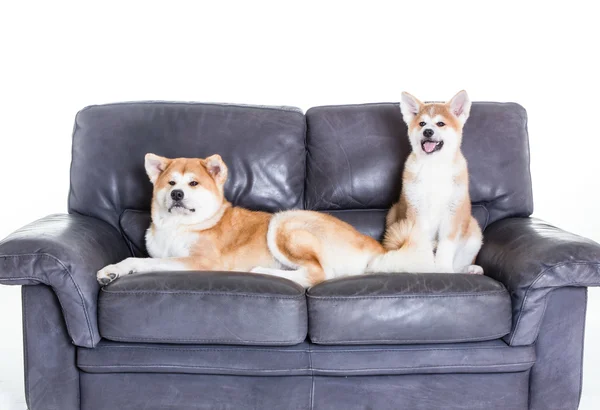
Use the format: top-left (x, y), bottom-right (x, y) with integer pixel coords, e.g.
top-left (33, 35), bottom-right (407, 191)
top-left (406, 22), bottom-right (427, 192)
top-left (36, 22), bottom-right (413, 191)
top-left (1, 101), bottom-right (599, 410)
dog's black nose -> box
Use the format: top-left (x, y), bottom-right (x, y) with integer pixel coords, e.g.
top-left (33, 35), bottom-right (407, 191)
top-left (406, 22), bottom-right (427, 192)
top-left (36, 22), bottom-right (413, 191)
top-left (423, 129), bottom-right (434, 138)
top-left (171, 189), bottom-right (184, 201)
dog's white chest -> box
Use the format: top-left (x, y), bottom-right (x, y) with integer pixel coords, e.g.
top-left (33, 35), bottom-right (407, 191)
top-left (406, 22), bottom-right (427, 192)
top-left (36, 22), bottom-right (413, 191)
top-left (146, 225), bottom-right (198, 258)
top-left (406, 162), bottom-right (456, 238)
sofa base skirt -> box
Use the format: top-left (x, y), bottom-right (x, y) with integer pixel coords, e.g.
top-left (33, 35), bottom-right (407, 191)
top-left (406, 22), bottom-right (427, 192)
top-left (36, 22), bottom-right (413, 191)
top-left (80, 371), bottom-right (529, 410)
top-left (312, 372), bottom-right (529, 410)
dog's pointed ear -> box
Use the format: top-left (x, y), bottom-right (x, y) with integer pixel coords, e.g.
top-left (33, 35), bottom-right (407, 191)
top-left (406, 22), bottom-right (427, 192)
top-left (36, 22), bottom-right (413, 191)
top-left (145, 153), bottom-right (171, 184)
top-left (448, 90), bottom-right (471, 124)
top-left (400, 92), bottom-right (423, 125)
top-left (203, 154), bottom-right (228, 186)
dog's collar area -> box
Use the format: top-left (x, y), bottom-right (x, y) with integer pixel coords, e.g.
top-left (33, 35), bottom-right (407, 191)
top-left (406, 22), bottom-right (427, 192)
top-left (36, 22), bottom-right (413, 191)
top-left (421, 139), bottom-right (444, 154)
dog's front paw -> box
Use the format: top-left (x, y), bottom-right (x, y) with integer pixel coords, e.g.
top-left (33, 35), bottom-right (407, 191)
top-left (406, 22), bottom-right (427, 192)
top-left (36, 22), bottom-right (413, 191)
top-left (97, 263), bottom-right (134, 285)
top-left (464, 264), bottom-right (484, 275)
top-left (96, 265), bottom-right (119, 285)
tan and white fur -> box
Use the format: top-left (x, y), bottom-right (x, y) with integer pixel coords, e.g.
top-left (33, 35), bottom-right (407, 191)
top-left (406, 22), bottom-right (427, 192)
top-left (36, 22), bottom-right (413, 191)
top-left (383, 90), bottom-right (483, 274)
top-left (97, 154), bottom-right (417, 288)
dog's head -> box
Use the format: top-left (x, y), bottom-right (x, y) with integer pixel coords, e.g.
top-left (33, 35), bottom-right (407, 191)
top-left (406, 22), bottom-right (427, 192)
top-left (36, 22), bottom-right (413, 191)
top-left (400, 90), bottom-right (471, 159)
top-left (145, 153), bottom-right (228, 224)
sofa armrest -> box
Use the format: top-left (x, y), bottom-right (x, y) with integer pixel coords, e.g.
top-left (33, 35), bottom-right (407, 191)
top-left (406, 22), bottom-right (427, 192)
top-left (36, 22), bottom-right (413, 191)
top-left (477, 217), bottom-right (600, 346)
top-left (0, 214), bottom-right (131, 347)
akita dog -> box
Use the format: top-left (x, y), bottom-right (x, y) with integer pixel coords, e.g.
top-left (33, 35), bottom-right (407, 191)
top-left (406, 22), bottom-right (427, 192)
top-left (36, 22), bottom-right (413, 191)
top-left (384, 90), bottom-right (483, 274)
top-left (97, 154), bottom-right (414, 288)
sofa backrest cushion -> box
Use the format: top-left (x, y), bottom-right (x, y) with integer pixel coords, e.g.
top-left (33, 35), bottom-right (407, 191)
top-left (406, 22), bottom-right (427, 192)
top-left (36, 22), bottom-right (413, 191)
top-left (69, 100), bottom-right (533, 242)
top-left (305, 102), bottom-right (533, 228)
top-left (68, 102), bottom-right (306, 231)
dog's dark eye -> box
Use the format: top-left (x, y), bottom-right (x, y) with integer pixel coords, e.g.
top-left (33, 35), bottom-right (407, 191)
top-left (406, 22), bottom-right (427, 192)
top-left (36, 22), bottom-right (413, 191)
top-left (436, 122), bottom-right (445, 127)
top-left (419, 121), bottom-right (426, 127)
top-left (189, 181), bottom-right (198, 187)
top-left (168, 181), bottom-right (176, 186)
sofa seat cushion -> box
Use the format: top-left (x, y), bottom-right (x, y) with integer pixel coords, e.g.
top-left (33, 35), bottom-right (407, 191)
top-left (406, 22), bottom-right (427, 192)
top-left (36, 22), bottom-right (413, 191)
top-left (98, 271), bottom-right (307, 345)
top-left (77, 339), bottom-right (534, 376)
top-left (307, 273), bottom-right (511, 345)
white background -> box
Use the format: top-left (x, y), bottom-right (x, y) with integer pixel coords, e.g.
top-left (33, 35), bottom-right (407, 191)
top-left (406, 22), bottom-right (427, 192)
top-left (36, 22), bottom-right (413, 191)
top-left (1, 1), bottom-right (599, 408)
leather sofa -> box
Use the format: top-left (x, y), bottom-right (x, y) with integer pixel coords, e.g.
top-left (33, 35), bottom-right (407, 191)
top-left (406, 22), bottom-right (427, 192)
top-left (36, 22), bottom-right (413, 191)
top-left (1, 101), bottom-right (599, 410)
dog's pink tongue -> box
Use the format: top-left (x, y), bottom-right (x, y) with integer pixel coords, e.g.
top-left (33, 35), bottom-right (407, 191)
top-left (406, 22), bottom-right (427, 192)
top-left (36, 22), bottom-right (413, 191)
top-left (423, 141), bottom-right (437, 153)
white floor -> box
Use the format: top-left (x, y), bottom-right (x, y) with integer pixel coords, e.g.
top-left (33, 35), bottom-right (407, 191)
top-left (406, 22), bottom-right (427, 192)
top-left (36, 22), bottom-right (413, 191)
top-left (1, 285), bottom-right (599, 409)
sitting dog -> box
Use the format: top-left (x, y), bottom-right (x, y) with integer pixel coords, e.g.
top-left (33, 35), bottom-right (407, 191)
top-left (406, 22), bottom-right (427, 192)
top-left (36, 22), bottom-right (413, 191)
top-left (384, 90), bottom-right (483, 274)
top-left (97, 153), bottom-right (416, 287)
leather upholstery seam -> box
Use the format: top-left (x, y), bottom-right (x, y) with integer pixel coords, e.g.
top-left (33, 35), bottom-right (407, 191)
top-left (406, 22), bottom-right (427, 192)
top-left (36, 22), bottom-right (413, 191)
top-left (307, 291), bottom-right (506, 300)
top-left (87, 345), bottom-right (524, 353)
top-left (22, 288), bottom-right (30, 409)
top-left (578, 289), bottom-right (587, 406)
top-left (311, 362), bottom-right (536, 371)
top-left (521, 106), bottom-right (534, 214)
top-left (91, 346), bottom-right (311, 352)
top-left (78, 364), bottom-right (311, 371)
top-left (101, 335), bottom-right (307, 344)
top-left (310, 347), bottom-right (527, 353)
top-left (302, 112), bottom-right (308, 212)
top-left (313, 361), bottom-right (535, 372)
top-left (308, 342), bottom-right (314, 410)
top-left (80, 101), bottom-right (304, 115)
top-left (77, 362), bottom-right (536, 371)
top-left (310, 331), bottom-right (510, 344)
top-left (100, 289), bottom-right (304, 299)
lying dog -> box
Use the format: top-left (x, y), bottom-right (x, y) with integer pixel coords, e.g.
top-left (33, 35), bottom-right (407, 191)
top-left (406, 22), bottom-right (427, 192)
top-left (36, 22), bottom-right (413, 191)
top-left (97, 154), bottom-right (417, 287)
top-left (384, 90), bottom-right (483, 274)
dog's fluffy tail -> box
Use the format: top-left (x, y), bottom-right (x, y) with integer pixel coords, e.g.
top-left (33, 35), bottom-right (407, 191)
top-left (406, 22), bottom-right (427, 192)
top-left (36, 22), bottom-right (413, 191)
top-left (382, 220), bottom-right (413, 250)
